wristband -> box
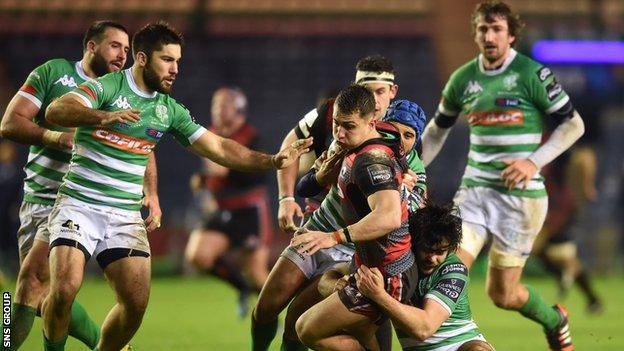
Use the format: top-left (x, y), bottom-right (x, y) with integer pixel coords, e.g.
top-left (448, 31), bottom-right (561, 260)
top-left (332, 230), bottom-right (343, 245)
top-left (42, 130), bottom-right (63, 147)
top-left (343, 226), bottom-right (353, 242)
top-left (278, 196), bottom-right (295, 204)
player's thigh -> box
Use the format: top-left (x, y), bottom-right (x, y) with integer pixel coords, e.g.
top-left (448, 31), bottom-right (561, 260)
top-left (255, 256), bottom-right (308, 321)
top-left (104, 256), bottom-right (151, 311)
top-left (47, 245), bottom-right (86, 299)
top-left (296, 292), bottom-right (371, 341)
top-left (284, 276), bottom-right (324, 337)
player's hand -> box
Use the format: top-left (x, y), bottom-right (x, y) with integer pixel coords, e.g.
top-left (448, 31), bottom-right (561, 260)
top-left (278, 199), bottom-right (303, 233)
top-left (315, 147), bottom-right (347, 186)
top-left (143, 195), bottom-right (162, 232)
top-left (355, 265), bottom-right (385, 299)
top-left (403, 169), bottom-right (417, 192)
top-left (272, 137), bottom-right (313, 169)
top-left (100, 109), bottom-right (141, 126)
top-left (501, 158), bottom-right (538, 190)
top-left (57, 131), bottom-right (75, 150)
top-left (290, 230), bottom-right (337, 255)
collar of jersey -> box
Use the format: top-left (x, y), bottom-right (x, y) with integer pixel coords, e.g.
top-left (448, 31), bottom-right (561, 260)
top-left (478, 48), bottom-right (517, 76)
top-left (75, 61), bottom-right (91, 81)
top-left (125, 69), bottom-right (158, 99)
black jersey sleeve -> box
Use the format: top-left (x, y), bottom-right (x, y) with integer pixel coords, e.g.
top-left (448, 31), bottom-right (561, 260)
top-left (351, 150), bottom-right (399, 198)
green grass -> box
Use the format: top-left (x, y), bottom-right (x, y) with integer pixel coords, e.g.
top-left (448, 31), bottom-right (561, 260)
top-left (6, 275), bottom-right (623, 350)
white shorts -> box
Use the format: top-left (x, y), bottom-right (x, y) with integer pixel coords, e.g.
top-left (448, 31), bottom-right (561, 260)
top-left (454, 186), bottom-right (548, 268)
top-left (17, 201), bottom-right (53, 260)
top-left (48, 194), bottom-right (150, 268)
top-left (281, 245), bottom-right (354, 279)
top-left (432, 334), bottom-right (488, 351)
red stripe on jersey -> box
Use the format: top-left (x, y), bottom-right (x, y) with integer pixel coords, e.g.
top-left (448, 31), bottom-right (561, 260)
top-left (20, 84), bottom-right (37, 96)
top-left (78, 85), bottom-right (97, 101)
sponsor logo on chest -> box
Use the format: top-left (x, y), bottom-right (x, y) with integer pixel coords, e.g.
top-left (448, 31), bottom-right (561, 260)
top-left (92, 128), bottom-right (156, 154)
top-left (468, 109), bottom-right (524, 126)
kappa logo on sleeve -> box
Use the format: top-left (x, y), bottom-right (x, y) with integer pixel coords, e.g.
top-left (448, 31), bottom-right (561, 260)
top-left (367, 164), bottom-right (393, 185)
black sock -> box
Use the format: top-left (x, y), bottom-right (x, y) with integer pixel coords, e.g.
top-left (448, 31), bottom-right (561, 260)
top-left (251, 315), bottom-right (278, 351)
top-left (575, 270), bottom-right (600, 303)
top-left (211, 256), bottom-right (250, 293)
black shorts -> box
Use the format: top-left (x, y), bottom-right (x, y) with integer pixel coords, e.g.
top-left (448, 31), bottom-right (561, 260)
top-left (338, 262), bottom-right (418, 324)
top-left (202, 205), bottom-right (271, 250)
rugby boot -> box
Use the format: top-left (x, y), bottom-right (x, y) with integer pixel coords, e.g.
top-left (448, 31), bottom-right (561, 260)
top-left (545, 304), bottom-right (573, 351)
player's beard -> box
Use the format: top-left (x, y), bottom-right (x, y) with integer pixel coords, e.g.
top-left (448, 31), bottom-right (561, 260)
top-left (90, 52), bottom-right (112, 77)
top-left (143, 60), bottom-right (171, 94)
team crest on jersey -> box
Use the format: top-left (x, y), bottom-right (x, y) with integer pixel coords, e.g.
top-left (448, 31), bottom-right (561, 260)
top-left (112, 96), bottom-right (132, 109)
top-left (536, 67), bottom-right (553, 82)
top-left (468, 110), bottom-right (524, 126)
top-left (503, 73), bottom-right (518, 90)
top-left (463, 80), bottom-right (483, 95)
top-left (29, 71), bottom-right (41, 80)
top-left (93, 128), bottom-right (156, 154)
top-left (54, 75), bottom-right (78, 88)
top-left (155, 105), bottom-right (169, 124)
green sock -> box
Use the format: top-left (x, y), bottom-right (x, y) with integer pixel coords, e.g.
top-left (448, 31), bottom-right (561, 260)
top-left (518, 285), bottom-right (561, 330)
top-left (251, 315), bottom-right (278, 351)
top-left (43, 334), bottom-right (68, 351)
top-left (7, 303), bottom-right (37, 350)
top-left (281, 337), bottom-right (307, 351)
top-left (68, 300), bottom-right (101, 350)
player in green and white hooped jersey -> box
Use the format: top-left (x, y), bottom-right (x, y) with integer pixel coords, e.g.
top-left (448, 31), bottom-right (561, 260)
top-left (420, 2), bottom-right (583, 350)
top-left (0, 21), bottom-right (152, 351)
top-left (356, 202), bottom-right (495, 351)
top-left (40, 22), bottom-right (311, 351)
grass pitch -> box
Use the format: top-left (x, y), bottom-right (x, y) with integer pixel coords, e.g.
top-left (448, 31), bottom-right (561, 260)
top-left (8, 275), bottom-right (623, 350)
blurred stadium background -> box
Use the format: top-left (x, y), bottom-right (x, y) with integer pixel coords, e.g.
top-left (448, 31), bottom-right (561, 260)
top-left (0, 0), bottom-right (622, 349)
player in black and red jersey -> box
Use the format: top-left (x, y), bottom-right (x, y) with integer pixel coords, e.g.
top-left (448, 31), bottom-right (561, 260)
top-left (184, 87), bottom-right (273, 317)
top-left (291, 85), bottom-right (417, 350)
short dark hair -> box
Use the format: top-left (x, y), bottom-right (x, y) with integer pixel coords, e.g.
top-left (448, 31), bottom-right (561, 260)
top-left (83, 20), bottom-right (128, 51)
top-left (356, 54), bottom-right (395, 74)
top-left (335, 84), bottom-right (376, 119)
top-left (409, 201), bottom-right (463, 254)
top-left (132, 21), bottom-right (184, 59)
top-left (471, 1), bottom-right (525, 44)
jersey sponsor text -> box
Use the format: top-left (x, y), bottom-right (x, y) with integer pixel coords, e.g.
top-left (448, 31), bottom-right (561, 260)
top-left (92, 128), bottom-right (155, 154)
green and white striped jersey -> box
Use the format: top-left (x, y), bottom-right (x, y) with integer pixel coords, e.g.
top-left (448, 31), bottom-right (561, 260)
top-left (440, 49), bottom-right (569, 197)
top-left (62, 69), bottom-right (204, 210)
top-left (397, 254), bottom-right (480, 351)
top-left (18, 59), bottom-right (90, 206)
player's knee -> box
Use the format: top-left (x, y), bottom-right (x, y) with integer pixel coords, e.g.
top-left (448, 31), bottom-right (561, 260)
top-left (121, 292), bottom-right (150, 318)
top-left (487, 287), bottom-right (516, 310)
top-left (15, 268), bottom-right (48, 302)
top-left (295, 315), bottom-right (315, 347)
top-left (457, 340), bottom-right (496, 351)
top-left (50, 282), bottom-right (80, 308)
top-left (186, 250), bottom-right (216, 271)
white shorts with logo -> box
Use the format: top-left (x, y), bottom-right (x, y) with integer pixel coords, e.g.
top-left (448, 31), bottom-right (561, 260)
top-left (281, 245), bottom-right (354, 279)
top-left (454, 186), bottom-right (548, 268)
top-left (47, 194), bottom-right (150, 266)
top-left (17, 201), bottom-right (54, 260)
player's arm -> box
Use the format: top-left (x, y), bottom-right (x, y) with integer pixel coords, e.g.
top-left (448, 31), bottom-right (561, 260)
top-left (277, 129), bottom-right (304, 232)
top-left (502, 102), bottom-right (585, 190)
top-left (45, 93), bottom-right (140, 127)
top-left (356, 265), bottom-right (448, 340)
top-left (189, 129), bottom-right (312, 171)
top-left (420, 108), bottom-right (458, 167)
top-left (143, 152), bottom-right (162, 231)
top-left (0, 93), bottom-right (73, 150)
